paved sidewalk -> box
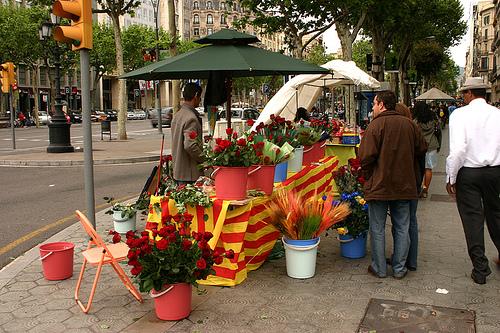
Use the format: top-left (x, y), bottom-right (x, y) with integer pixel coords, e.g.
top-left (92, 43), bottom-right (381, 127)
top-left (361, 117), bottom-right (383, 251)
top-left (0, 132), bottom-right (499, 332)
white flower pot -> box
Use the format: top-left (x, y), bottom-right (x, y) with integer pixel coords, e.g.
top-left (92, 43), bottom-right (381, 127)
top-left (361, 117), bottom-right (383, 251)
top-left (288, 146), bottom-right (304, 173)
top-left (112, 210), bottom-right (137, 234)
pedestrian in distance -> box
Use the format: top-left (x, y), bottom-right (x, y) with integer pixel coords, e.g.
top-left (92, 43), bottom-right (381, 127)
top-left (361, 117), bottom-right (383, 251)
top-left (359, 91), bottom-right (427, 279)
top-left (446, 77), bottom-right (500, 285)
top-left (171, 82), bottom-right (204, 185)
top-left (413, 101), bottom-right (441, 199)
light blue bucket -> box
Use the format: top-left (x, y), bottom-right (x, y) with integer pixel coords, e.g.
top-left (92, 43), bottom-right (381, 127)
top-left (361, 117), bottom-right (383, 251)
top-left (282, 237), bottom-right (320, 279)
top-left (274, 161), bottom-right (288, 182)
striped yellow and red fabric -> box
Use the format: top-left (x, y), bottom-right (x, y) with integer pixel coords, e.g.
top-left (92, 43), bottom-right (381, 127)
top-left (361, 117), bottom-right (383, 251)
top-left (145, 156), bottom-right (338, 286)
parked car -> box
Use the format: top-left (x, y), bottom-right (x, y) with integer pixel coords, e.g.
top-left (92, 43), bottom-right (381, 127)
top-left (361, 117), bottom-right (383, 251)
top-left (69, 111), bottom-right (82, 123)
top-left (149, 107), bottom-right (173, 128)
top-left (38, 111), bottom-right (51, 125)
top-left (134, 110), bottom-right (147, 120)
top-left (91, 110), bottom-right (103, 122)
top-left (104, 109), bottom-right (118, 121)
top-left (217, 108), bottom-right (259, 121)
top-left (127, 110), bottom-right (136, 120)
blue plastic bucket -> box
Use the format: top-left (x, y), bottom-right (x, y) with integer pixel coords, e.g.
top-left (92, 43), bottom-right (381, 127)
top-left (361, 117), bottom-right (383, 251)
top-left (274, 161), bottom-right (288, 182)
top-left (282, 237), bottom-right (320, 279)
top-left (339, 232), bottom-right (367, 259)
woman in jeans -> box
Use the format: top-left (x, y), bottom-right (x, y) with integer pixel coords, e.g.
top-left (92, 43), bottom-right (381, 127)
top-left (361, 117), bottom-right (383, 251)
top-left (413, 101), bottom-right (441, 198)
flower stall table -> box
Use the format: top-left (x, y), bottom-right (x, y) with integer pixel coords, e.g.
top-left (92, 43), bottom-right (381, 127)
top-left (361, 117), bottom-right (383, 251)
top-left (145, 156), bottom-right (339, 287)
top-left (325, 143), bottom-right (357, 167)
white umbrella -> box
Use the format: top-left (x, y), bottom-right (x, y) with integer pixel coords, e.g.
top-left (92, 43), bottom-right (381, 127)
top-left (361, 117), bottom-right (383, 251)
top-left (415, 87), bottom-right (455, 101)
top-left (252, 60), bottom-right (380, 130)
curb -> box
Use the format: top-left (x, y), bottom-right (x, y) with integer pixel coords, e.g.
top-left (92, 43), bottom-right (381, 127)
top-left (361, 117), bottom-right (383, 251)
top-left (0, 155), bottom-right (160, 167)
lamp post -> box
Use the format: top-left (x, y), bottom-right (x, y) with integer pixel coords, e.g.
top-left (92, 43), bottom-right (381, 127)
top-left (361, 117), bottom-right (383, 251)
top-left (151, 0), bottom-right (162, 133)
top-left (39, 14), bottom-right (74, 153)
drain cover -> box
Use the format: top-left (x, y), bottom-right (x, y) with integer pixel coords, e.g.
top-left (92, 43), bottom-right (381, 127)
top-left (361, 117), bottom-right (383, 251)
top-left (358, 298), bottom-right (475, 333)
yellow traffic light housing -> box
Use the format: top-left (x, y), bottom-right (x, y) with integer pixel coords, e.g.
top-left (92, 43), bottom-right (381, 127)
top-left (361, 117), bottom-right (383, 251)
top-left (7, 62), bottom-right (16, 87)
top-left (1, 63), bottom-right (10, 94)
top-left (52, 0), bottom-right (92, 50)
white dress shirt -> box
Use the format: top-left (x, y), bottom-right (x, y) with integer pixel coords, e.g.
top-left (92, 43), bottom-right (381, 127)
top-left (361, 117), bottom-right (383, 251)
top-left (446, 98), bottom-right (500, 184)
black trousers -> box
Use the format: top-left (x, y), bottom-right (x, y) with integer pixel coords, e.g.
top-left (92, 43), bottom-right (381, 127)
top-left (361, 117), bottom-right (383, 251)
top-left (456, 166), bottom-right (500, 277)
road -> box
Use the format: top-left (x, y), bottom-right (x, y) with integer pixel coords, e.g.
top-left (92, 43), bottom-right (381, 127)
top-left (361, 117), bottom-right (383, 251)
top-left (0, 119), bottom-right (167, 268)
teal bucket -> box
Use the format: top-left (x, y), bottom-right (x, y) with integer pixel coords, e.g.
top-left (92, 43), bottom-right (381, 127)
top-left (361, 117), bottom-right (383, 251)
top-left (274, 161), bottom-right (288, 182)
top-left (282, 237), bottom-right (320, 279)
top-left (339, 232), bottom-right (367, 259)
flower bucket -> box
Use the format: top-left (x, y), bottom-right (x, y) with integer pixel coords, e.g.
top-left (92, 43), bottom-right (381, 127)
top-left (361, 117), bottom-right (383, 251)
top-left (288, 146), bottom-right (303, 173)
top-left (150, 283), bottom-right (192, 321)
top-left (282, 237), bottom-right (320, 279)
top-left (302, 144), bottom-right (315, 166)
top-left (39, 242), bottom-right (74, 281)
top-left (247, 165), bottom-right (275, 195)
top-left (112, 210), bottom-right (137, 234)
top-left (274, 161), bottom-right (288, 182)
top-left (212, 166), bottom-right (249, 200)
top-left (339, 232), bottom-right (367, 259)
top-left (315, 141), bottom-right (327, 161)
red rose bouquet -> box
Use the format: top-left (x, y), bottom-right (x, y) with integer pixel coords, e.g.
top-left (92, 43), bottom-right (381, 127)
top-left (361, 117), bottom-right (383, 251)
top-left (117, 212), bottom-right (234, 292)
top-left (202, 128), bottom-right (263, 168)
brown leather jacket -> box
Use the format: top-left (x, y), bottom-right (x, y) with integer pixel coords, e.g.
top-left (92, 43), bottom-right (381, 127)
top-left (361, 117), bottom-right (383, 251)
top-left (359, 110), bottom-right (428, 201)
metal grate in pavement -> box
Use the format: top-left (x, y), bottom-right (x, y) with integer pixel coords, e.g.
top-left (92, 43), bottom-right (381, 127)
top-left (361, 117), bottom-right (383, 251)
top-left (430, 194), bottom-right (456, 203)
top-left (358, 298), bottom-right (475, 333)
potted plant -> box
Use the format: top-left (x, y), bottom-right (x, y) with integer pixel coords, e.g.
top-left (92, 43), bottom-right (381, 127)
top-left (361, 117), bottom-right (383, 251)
top-left (121, 212), bottom-right (234, 320)
top-left (332, 158), bottom-right (369, 258)
top-left (202, 128), bottom-right (262, 200)
top-left (105, 197), bottom-right (138, 234)
top-left (265, 189), bottom-right (350, 279)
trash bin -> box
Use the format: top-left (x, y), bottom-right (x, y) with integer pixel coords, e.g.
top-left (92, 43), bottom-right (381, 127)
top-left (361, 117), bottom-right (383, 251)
top-left (101, 120), bottom-right (111, 140)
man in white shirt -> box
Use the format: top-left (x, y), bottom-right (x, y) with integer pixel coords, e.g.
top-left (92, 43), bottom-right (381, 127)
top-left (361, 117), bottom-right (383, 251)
top-left (446, 77), bottom-right (500, 285)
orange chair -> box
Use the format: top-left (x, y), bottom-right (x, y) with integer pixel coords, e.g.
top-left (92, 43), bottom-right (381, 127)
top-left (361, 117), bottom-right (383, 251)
top-left (74, 210), bottom-right (143, 313)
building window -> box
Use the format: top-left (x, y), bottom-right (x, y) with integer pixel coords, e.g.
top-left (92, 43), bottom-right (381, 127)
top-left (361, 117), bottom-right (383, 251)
top-left (481, 56), bottom-right (489, 70)
top-left (484, 15), bottom-right (490, 26)
top-left (193, 14), bottom-right (199, 24)
top-left (207, 1), bottom-right (212, 9)
top-left (207, 14), bottom-right (213, 24)
top-left (40, 67), bottom-right (47, 86)
top-left (233, 15), bottom-right (237, 22)
top-left (194, 28), bottom-right (199, 36)
top-left (207, 28), bottom-right (213, 35)
top-left (233, 3), bottom-right (237, 11)
top-left (484, 28), bottom-right (488, 40)
top-left (220, 1), bottom-right (225, 10)
top-left (18, 65), bottom-right (26, 85)
top-left (221, 15), bottom-right (226, 24)
top-left (193, 1), bottom-right (199, 9)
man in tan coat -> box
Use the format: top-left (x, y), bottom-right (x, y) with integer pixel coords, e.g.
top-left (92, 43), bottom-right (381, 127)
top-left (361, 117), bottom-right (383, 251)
top-left (359, 91), bottom-right (427, 279)
top-left (171, 83), bottom-right (204, 184)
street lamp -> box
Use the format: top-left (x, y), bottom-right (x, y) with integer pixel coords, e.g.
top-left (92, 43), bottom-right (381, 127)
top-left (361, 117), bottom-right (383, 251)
top-left (39, 14), bottom-right (74, 153)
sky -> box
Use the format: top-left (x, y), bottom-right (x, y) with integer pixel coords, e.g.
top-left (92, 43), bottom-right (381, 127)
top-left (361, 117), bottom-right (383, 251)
top-left (323, 0), bottom-right (474, 68)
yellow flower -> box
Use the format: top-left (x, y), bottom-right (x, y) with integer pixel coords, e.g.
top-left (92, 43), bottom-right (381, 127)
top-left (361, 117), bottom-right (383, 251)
top-left (359, 199), bottom-right (366, 205)
top-left (337, 227), bottom-right (348, 235)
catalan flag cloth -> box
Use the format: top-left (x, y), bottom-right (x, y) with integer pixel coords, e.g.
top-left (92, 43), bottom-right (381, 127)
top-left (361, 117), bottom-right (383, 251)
top-left (145, 156), bottom-right (339, 286)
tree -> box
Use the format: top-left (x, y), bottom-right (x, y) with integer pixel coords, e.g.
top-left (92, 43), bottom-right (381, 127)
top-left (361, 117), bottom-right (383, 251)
top-left (90, 23), bottom-right (116, 111)
top-left (167, 0), bottom-right (180, 112)
top-left (351, 39), bottom-right (371, 71)
top-left (238, 0), bottom-right (334, 59)
top-left (94, 0), bottom-right (142, 140)
top-left (429, 54), bottom-right (460, 95)
top-left (305, 43), bottom-right (336, 65)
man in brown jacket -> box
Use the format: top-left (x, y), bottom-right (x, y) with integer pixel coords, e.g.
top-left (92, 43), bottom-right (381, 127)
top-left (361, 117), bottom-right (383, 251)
top-left (359, 91), bottom-right (427, 279)
top-left (171, 83), bottom-right (204, 184)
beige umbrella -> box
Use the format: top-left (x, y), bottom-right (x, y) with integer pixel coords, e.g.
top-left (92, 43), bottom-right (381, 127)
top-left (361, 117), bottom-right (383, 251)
top-left (415, 87), bottom-right (455, 101)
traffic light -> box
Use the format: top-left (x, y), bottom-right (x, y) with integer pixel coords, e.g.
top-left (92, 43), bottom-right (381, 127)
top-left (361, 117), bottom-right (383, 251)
top-left (7, 62), bottom-right (16, 88)
top-left (52, 0), bottom-right (92, 50)
top-left (1, 63), bottom-right (10, 94)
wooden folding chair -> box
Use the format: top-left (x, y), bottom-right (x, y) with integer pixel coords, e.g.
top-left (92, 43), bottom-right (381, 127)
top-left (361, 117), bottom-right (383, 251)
top-left (74, 210), bottom-right (143, 313)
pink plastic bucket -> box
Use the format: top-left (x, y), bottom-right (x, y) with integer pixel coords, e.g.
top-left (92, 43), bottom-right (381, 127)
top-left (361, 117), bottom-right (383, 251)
top-left (39, 242), bottom-right (74, 280)
top-left (150, 283), bottom-right (192, 320)
top-left (213, 166), bottom-right (249, 200)
top-left (247, 165), bottom-right (275, 195)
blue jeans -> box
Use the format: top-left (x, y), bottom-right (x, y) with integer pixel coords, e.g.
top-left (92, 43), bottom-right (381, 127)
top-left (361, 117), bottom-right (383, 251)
top-left (369, 200), bottom-right (411, 277)
top-left (391, 199), bottom-right (418, 269)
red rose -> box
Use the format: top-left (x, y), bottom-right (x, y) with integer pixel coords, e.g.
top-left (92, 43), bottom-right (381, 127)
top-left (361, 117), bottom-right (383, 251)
top-left (237, 138), bottom-right (247, 146)
top-left (214, 145), bottom-right (223, 153)
top-left (182, 239), bottom-right (192, 251)
top-left (192, 231), bottom-right (202, 241)
top-left (112, 233), bottom-right (121, 244)
top-left (188, 130), bottom-right (198, 140)
top-left (214, 256), bottom-right (223, 265)
top-left (202, 249), bottom-right (211, 258)
top-left (246, 119), bottom-right (255, 126)
top-left (215, 137), bottom-right (222, 145)
top-left (127, 250), bottom-right (137, 260)
top-left (141, 244), bottom-right (153, 254)
top-left (225, 249), bottom-right (235, 259)
top-left (126, 230), bottom-right (135, 239)
top-left (131, 265), bottom-right (143, 275)
top-left (166, 155), bottom-right (173, 161)
top-left (196, 258), bottom-right (207, 269)
top-left (156, 238), bottom-right (169, 250)
top-left (203, 232), bottom-right (213, 241)
top-left (168, 233), bottom-right (177, 243)
top-left (198, 240), bottom-right (209, 249)
top-left (183, 212), bottom-right (194, 221)
top-left (226, 128), bottom-right (233, 136)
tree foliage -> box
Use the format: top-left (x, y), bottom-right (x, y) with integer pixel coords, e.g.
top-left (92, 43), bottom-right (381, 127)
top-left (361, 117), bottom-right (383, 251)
top-left (305, 43), bottom-right (336, 65)
top-left (351, 39), bottom-right (371, 71)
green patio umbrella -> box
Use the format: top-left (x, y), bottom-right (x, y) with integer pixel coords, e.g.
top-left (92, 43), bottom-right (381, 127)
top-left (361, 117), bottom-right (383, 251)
top-left (120, 29), bottom-right (329, 128)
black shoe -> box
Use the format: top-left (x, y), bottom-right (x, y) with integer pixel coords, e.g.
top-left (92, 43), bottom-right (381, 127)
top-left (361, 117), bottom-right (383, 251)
top-left (368, 265), bottom-right (386, 278)
top-left (471, 272), bottom-right (486, 285)
top-left (393, 270), bottom-right (408, 280)
top-left (406, 265), bottom-right (417, 272)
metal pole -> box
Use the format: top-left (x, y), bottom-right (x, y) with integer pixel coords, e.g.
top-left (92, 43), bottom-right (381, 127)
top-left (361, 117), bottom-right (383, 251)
top-left (80, 49), bottom-right (96, 229)
top-left (154, 0), bottom-right (162, 133)
top-left (9, 88), bottom-right (15, 149)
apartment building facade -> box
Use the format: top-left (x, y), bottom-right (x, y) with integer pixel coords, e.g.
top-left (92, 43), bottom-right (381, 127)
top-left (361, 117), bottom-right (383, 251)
top-left (491, 0), bottom-right (500, 101)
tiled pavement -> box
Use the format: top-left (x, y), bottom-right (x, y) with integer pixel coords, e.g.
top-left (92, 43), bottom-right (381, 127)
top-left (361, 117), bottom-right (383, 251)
top-left (0, 131), bottom-right (499, 332)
